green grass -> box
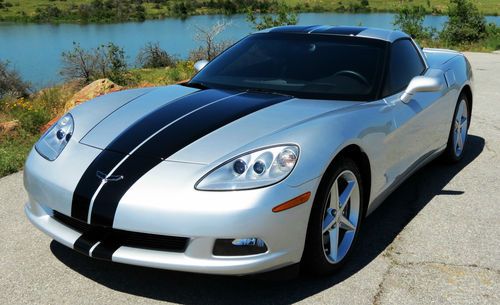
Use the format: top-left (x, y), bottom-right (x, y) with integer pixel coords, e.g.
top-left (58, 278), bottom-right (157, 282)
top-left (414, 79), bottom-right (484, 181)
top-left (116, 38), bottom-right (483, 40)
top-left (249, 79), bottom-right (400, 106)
top-left (0, 0), bottom-right (498, 23)
top-left (0, 130), bottom-right (38, 177)
top-left (127, 62), bottom-right (195, 86)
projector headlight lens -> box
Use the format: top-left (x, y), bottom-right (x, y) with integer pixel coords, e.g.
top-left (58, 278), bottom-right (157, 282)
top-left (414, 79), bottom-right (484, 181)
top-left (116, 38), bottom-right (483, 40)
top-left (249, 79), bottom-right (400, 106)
top-left (196, 145), bottom-right (299, 191)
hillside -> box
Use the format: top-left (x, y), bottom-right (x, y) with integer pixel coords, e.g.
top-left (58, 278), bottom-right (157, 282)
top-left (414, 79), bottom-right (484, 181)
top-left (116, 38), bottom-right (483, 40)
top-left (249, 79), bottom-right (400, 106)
top-left (0, 0), bottom-right (498, 23)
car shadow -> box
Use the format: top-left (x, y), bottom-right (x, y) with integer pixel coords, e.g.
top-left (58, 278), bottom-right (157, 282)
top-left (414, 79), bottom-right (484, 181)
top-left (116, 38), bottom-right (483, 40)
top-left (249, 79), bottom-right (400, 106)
top-left (50, 135), bottom-right (485, 305)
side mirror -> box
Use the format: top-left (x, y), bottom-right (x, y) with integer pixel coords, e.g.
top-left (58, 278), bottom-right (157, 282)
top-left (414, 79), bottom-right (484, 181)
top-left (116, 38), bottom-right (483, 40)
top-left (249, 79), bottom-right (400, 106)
top-left (194, 60), bottom-right (209, 72)
top-left (401, 76), bottom-right (443, 103)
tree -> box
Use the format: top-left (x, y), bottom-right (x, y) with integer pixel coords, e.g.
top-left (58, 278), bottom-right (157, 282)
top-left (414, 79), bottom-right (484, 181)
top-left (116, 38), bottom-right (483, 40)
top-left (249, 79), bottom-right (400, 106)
top-left (60, 42), bottom-right (128, 84)
top-left (247, 4), bottom-right (298, 31)
top-left (188, 20), bottom-right (233, 61)
top-left (137, 42), bottom-right (177, 68)
top-left (60, 42), bottom-right (94, 82)
top-left (441, 0), bottom-right (487, 45)
top-left (393, 5), bottom-right (432, 39)
top-left (0, 60), bottom-right (30, 99)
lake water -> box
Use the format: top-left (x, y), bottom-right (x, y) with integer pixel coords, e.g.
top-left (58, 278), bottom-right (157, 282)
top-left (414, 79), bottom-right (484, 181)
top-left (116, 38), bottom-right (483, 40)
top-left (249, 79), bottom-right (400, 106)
top-left (1, 12), bottom-right (499, 89)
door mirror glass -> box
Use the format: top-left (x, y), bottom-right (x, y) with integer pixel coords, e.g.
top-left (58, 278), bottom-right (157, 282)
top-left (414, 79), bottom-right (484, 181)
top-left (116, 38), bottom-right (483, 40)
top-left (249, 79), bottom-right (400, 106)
top-left (194, 60), bottom-right (209, 72)
top-left (401, 76), bottom-right (443, 103)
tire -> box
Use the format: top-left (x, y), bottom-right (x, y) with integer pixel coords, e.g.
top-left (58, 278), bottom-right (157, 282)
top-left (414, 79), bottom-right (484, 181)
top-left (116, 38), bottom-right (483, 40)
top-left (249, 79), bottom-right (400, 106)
top-left (302, 157), bottom-right (365, 275)
top-left (442, 93), bottom-right (470, 163)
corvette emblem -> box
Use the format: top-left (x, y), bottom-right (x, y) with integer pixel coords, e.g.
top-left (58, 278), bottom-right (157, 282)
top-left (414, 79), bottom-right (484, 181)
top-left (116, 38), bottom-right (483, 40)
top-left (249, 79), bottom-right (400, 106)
top-left (96, 171), bottom-right (124, 182)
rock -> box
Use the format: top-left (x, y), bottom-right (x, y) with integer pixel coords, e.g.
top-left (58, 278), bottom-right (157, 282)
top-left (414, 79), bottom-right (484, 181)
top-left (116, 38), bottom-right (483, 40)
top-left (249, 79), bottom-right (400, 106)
top-left (64, 78), bottom-right (123, 111)
top-left (0, 120), bottom-right (20, 134)
top-left (40, 79), bottom-right (123, 133)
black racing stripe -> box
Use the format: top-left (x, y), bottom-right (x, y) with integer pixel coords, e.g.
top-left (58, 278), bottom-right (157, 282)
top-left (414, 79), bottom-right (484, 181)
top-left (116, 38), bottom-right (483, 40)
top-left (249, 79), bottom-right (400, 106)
top-left (320, 26), bottom-right (367, 36)
top-left (73, 233), bottom-right (101, 256)
top-left (71, 89), bottom-right (232, 222)
top-left (91, 240), bottom-right (121, 261)
top-left (107, 89), bottom-right (232, 154)
top-left (71, 150), bottom-right (125, 221)
top-left (89, 91), bottom-right (291, 226)
top-left (89, 155), bottom-right (159, 226)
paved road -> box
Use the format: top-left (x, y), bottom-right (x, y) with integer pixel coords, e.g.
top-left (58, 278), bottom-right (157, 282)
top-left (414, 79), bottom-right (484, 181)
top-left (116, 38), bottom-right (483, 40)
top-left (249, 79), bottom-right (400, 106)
top-left (1, 52), bottom-right (499, 305)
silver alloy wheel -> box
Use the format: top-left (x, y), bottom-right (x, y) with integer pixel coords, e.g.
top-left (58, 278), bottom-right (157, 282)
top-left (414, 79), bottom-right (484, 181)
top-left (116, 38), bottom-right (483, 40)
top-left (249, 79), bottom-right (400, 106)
top-left (322, 170), bottom-right (361, 264)
top-left (453, 99), bottom-right (469, 157)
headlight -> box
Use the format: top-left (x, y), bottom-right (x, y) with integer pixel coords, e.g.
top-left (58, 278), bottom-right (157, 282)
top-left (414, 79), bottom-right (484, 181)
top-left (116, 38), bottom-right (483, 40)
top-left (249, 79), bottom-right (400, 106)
top-left (196, 145), bottom-right (299, 191)
top-left (35, 113), bottom-right (74, 161)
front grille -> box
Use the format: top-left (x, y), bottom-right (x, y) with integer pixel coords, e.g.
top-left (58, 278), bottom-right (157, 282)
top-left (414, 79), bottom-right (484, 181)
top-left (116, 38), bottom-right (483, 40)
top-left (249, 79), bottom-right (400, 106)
top-left (53, 211), bottom-right (189, 252)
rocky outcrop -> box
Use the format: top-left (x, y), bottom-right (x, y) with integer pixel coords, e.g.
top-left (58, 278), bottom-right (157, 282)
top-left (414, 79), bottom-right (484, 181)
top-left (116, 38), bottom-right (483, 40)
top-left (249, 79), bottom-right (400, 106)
top-left (64, 78), bottom-right (123, 111)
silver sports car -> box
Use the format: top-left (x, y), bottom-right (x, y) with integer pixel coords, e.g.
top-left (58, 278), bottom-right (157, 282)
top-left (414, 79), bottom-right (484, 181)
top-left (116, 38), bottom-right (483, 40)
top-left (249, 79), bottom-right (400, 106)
top-left (24, 26), bottom-right (473, 276)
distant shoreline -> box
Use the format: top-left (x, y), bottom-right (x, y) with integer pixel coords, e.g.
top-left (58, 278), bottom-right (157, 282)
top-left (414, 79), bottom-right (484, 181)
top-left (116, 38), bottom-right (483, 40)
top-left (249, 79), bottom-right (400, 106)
top-left (0, 0), bottom-right (498, 25)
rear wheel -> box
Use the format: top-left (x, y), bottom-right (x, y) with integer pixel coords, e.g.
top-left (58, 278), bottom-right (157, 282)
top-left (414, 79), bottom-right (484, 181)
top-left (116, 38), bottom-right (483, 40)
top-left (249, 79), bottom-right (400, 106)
top-left (443, 94), bottom-right (469, 162)
top-left (302, 158), bottom-right (364, 275)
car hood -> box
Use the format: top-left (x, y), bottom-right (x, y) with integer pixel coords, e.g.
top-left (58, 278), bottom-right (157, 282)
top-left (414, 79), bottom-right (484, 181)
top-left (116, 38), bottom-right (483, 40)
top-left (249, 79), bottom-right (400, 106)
top-left (77, 85), bottom-right (357, 164)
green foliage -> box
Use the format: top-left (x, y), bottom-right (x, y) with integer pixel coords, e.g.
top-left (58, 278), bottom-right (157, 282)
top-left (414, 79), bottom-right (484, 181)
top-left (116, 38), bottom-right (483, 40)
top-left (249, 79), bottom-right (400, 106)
top-left (137, 42), bottom-right (177, 69)
top-left (393, 5), bottom-right (433, 39)
top-left (0, 130), bottom-right (39, 177)
top-left (246, 4), bottom-right (299, 31)
top-left (60, 42), bottom-right (128, 84)
top-left (336, 0), bottom-right (371, 13)
top-left (0, 60), bottom-right (31, 99)
top-left (10, 107), bottom-right (49, 134)
top-left (441, 0), bottom-right (487, 45)
top-left (129, 61), bottom-right (196, 85)
top-left (171, 0), bottom-right (277, 17)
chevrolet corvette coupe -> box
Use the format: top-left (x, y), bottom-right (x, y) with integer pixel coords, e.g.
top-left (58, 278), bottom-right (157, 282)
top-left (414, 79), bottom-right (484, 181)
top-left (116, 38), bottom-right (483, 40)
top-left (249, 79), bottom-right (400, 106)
top-left (24, 26), bottom-right (473, 276)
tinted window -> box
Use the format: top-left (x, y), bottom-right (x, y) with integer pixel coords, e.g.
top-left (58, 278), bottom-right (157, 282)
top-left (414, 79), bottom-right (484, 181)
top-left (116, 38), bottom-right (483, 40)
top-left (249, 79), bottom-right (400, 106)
top-left (384, 39), bottom-right (425, 96)
top-left (190, 33), bottom-right (388, 101)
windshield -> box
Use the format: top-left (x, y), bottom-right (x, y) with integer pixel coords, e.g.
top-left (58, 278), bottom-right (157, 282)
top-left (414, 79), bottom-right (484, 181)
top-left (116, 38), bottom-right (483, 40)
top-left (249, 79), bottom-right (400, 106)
top-left (189, 33), bottom-right (388, 101)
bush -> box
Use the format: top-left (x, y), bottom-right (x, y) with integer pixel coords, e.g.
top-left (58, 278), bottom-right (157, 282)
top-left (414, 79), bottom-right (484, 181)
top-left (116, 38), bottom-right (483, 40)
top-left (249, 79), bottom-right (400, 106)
top-left (247, 4), bottom-right (298, 31)
top-left (0, 60), bottom-right (30, 99)
top-left (60, 42), bottom-right (128, 84)
top-left (441, 0), bottom-right (487, 45)
top-left (393, 5), bottom-right (433, 39)
top-left (137, 42), bottom-right (177, 68)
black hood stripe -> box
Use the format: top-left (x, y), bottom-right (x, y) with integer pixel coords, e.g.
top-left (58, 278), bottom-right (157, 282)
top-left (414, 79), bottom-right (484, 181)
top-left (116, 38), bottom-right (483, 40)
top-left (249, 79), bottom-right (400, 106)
top-left (106, 89), bottom-right (234, 155)
top-left (71, 89), bottom-right (236, 222)
top-left (71, 89), bottom-right (291, 227)
top-left (90, 91), bottom-right (291, 227)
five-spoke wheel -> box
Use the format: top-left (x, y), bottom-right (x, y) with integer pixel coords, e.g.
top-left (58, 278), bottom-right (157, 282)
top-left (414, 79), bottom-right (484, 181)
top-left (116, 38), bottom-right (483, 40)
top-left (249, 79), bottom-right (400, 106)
top-left (322, 170), bottom-right (360, 263)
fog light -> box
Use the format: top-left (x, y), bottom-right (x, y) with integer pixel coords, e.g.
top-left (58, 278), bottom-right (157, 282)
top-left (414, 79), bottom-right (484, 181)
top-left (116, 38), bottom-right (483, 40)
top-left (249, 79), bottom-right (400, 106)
top-left (213, 238), bottom-right (268, 256)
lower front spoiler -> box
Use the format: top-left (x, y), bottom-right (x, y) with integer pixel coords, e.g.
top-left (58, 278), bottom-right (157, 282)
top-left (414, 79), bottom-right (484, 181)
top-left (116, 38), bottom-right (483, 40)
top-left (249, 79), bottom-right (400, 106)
top-left (25, 202), bottom-right (297, 276)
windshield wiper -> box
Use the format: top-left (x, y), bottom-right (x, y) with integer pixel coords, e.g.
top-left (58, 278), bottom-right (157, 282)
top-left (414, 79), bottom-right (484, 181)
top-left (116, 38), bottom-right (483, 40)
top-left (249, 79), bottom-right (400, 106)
top-left (242, 87), bottom-right (293, 97)
top-left (184, 81), bottom-right (211, 90)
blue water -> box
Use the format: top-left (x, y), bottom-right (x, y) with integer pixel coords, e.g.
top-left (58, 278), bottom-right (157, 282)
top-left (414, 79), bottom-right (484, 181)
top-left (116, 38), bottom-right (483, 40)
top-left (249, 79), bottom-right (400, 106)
top-left (1, 13), bottom-right (499, 89)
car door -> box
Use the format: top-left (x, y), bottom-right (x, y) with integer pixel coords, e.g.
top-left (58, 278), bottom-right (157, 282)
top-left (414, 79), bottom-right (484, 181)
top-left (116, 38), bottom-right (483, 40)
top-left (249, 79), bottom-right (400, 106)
top-left (381, 39), bottom-right (443, 186)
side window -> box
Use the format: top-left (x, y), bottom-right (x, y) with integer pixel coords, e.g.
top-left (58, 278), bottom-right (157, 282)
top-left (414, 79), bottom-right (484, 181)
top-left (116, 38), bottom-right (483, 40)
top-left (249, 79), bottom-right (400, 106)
top-left (384, 39), bottom-right (426, 96)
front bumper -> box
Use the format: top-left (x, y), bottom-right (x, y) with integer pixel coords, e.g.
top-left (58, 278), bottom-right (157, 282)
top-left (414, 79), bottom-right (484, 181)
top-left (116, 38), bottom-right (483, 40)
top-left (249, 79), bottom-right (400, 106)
top-left (24, 142), bottom-right (320, 275)
top-left (25, 194), bottom-right (312, 275)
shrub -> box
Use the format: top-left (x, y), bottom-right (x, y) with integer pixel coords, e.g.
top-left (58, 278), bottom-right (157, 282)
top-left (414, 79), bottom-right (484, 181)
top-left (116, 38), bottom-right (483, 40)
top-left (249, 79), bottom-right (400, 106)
top-left (137, 42), bottom-right (177, 68)
top-left (247, 4), bottom-right (298, 31)
top-left (441, 0), bottom-right (487, 45)
top-left (0, 60), bottom-right (30, 99)
top-left (393, 5), bottom-right (433, 39)
top-left (60, 42), bottom-right (128, 84)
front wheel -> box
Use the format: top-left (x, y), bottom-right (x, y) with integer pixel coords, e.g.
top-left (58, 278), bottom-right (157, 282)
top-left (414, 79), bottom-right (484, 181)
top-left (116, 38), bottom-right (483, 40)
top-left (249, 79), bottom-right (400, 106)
top-left (302, 158), bottom-right (365, 275)
top-left (443, 94), bottom-right (470, 162)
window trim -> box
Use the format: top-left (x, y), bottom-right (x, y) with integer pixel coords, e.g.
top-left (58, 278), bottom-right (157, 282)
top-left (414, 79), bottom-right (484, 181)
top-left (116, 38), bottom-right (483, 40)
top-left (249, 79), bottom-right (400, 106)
top-left (381, 38), bottom-right (428, 98)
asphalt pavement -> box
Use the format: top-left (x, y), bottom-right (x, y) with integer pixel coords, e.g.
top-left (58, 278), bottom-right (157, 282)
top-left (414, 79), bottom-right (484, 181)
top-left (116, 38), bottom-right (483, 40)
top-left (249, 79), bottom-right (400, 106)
top-left (0, 52), bottom-right (499, 305)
